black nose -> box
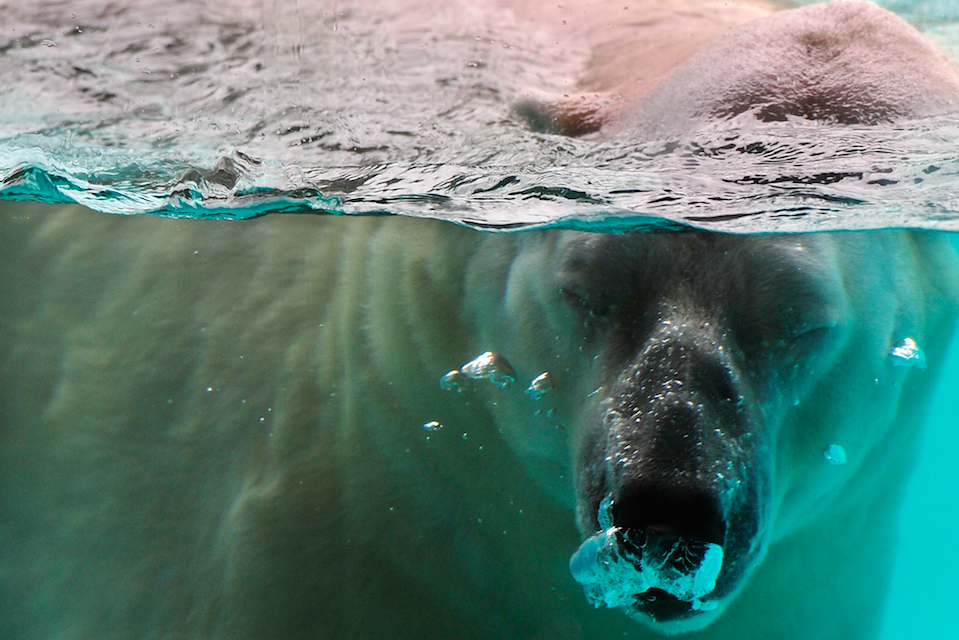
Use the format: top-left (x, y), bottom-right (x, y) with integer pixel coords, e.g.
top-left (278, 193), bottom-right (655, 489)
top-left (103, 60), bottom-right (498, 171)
top-left (612, 481), bottom-right (726, 546)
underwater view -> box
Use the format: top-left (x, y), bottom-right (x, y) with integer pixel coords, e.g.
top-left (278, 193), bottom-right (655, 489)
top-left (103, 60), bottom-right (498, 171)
top-left (1, 0), bottom-right (959, 639)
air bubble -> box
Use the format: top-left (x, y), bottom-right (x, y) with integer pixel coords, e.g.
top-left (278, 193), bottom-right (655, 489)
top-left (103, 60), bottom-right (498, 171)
top-left (440, 369), bottom-right (469, 392)
top-left (423, 421), bottom-right (443, 432)
top-left (890, 337), bottom-right (927, 370)
top-left (460, 351), bottom-right (516, 388)
top-left (823, 444), bottom-right (847, 465)
top-left (525, 371), bottom-right (554, 399)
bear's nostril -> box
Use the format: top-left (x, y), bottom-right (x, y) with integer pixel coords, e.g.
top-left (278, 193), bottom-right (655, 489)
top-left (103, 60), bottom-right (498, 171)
top-left (611, 483), bottom-right (726, 547)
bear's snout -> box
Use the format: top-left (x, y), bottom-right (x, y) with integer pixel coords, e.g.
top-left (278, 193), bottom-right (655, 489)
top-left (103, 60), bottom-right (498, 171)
top-left (602, 321), bottom-right (747, 545)
top-left (572, 316), bottom-right (771, 629)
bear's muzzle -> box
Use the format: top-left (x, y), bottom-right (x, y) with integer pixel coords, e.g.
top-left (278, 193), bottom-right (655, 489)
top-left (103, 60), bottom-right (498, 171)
top-left (573, 315), bottom-right (771, 630)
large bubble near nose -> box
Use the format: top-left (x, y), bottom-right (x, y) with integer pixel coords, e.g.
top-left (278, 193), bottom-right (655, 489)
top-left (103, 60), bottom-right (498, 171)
top-left (569, 496), bottom-right (724, 615)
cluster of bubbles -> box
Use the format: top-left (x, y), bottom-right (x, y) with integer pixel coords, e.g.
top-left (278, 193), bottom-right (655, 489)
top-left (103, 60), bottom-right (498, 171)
top-left (569, 496), bottom-right (724, 615)
top-left (425, 350), bottom-right (556, 434)
top-left (439, 350), bottom-right (553, 399)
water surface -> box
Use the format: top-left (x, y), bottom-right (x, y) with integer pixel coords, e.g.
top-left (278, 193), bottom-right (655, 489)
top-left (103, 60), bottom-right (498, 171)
top-left (1, 0), bottom-right (958, 231)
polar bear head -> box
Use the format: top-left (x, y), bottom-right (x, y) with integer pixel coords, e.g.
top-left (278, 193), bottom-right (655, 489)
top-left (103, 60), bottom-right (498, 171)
top-left (561, 231), bottom-right (804, 632)
top-left (465, 227), bottom-right (956, 634)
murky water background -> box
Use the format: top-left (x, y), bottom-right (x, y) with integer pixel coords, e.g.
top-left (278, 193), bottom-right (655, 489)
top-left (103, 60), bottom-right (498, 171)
top-left (2, 0), bottom-right (959, 638)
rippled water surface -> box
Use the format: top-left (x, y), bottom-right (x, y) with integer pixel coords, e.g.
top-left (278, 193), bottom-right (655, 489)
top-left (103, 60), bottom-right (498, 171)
top-left (1, 0), bottom-right (958, 230)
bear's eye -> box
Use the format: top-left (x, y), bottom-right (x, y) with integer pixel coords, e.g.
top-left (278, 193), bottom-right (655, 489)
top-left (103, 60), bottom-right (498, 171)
top-left (561, 286), bottom-right (590, 314)
top-left (785, 318), bottom-right (846, 360)
top-left (733, 303), bottom-right (842, 363)
top-left (783, 298), bottom-right (844, 342)
top-left (790, 319), bottom-right (838, 341)
top-left (560, 285), bottom-right (610, 319)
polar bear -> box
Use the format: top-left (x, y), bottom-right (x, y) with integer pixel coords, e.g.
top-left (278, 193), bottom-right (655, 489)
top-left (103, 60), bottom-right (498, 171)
top-left (2, 2), bottom-right (959, 640)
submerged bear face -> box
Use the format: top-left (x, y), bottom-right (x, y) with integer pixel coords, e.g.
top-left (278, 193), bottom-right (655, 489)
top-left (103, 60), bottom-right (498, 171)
top-left (479, 229), bottom-right (923, 633)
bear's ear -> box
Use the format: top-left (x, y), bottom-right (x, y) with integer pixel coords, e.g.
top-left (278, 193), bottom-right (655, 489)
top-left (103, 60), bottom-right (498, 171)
top-left (514, 92), bottom-right (619, 137)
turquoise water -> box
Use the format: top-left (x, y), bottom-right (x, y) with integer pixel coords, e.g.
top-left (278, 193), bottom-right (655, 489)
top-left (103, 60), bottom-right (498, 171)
top-left (886, 352), bottom-right (959, 638)
top-left (882, 235), bottom-right (959, 640)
